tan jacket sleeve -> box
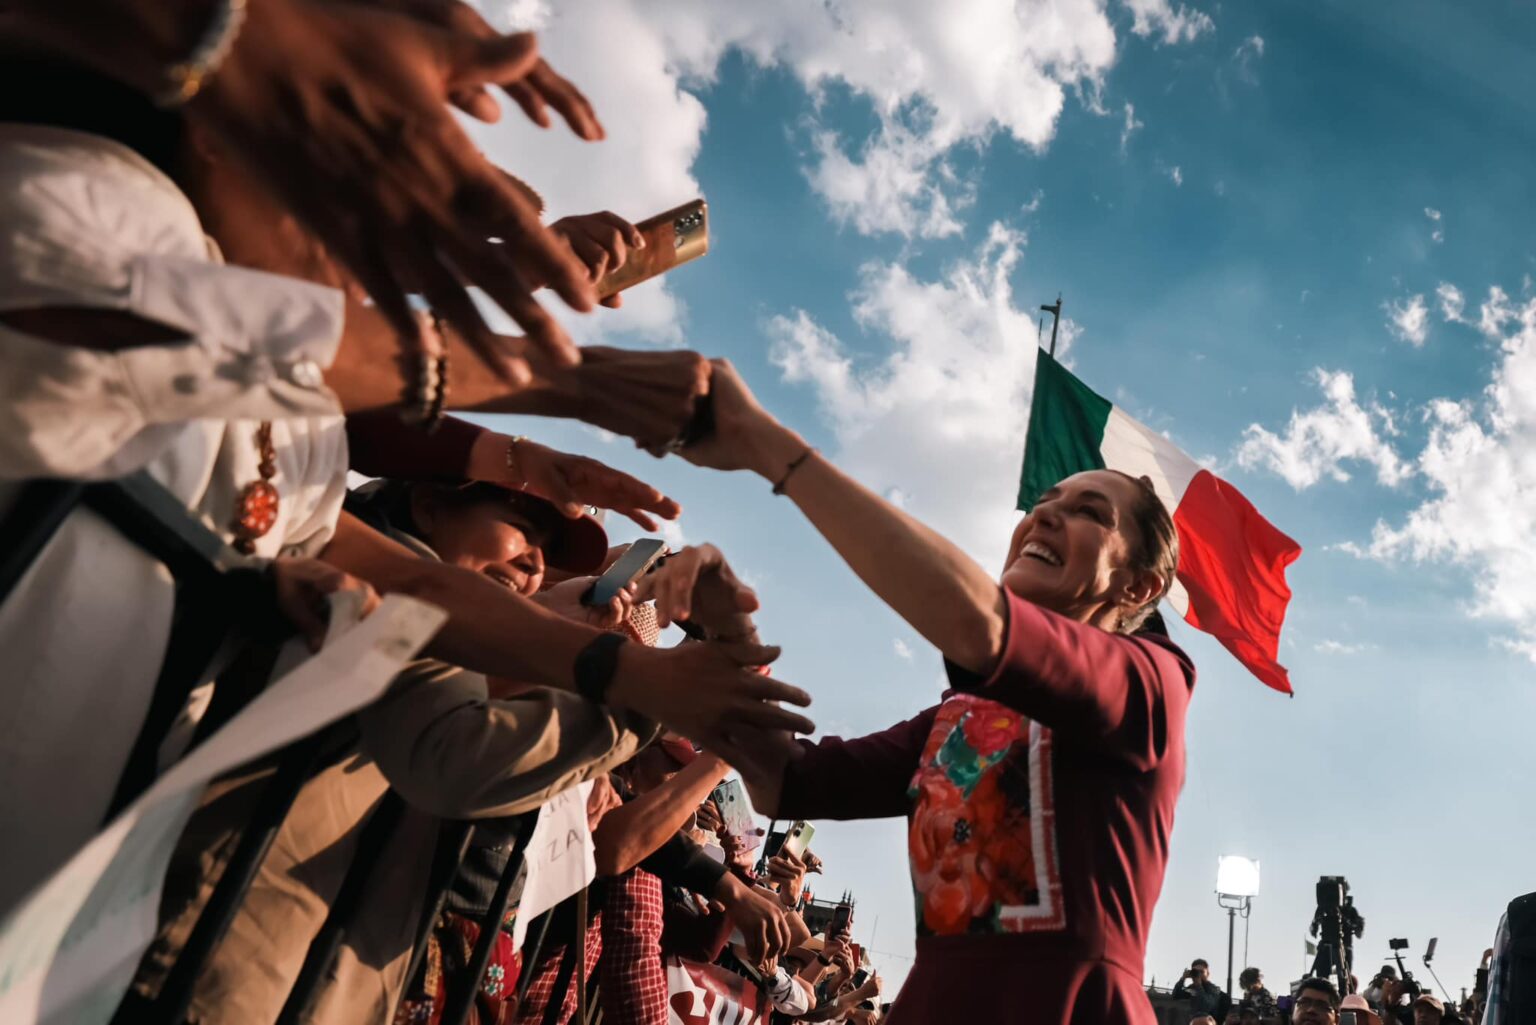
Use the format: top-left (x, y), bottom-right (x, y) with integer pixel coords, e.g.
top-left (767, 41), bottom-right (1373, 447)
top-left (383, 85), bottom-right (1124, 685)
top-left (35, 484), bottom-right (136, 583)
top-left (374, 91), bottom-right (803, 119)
top-left (356, 660), bottom-right (660, 820)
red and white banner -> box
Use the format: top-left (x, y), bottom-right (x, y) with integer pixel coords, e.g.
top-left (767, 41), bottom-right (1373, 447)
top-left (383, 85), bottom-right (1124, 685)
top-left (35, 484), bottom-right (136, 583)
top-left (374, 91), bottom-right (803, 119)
top-left (665, 957), bottom-right (769, 1025)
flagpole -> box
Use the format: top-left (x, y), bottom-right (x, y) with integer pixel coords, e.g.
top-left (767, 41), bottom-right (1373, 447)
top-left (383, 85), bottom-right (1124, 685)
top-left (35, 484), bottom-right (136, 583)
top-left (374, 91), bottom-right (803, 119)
top-left (1041, 295), bottom-right (1062, 357)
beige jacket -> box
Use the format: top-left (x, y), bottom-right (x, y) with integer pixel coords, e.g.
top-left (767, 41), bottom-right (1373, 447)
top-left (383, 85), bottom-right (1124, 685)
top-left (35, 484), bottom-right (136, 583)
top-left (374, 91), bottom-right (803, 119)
top-left (136, 655), bottom-right (657, 1025)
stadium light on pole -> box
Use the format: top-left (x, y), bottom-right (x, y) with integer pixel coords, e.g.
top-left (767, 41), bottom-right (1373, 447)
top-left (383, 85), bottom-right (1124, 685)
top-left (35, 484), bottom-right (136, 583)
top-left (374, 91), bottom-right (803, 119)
top-left (1216, 856), bottom-right (1260, 1000)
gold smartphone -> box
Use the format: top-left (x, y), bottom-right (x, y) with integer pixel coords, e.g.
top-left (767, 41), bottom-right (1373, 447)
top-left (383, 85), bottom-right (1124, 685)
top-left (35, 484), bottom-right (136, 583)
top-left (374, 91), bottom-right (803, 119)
top-left (595, 198), bottom-right (709, 300)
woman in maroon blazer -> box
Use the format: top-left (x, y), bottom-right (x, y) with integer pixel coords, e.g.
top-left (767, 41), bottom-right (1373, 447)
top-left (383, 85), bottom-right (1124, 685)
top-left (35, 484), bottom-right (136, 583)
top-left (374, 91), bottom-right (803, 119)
top-left (676, 362), bottom-right (1193, 1025)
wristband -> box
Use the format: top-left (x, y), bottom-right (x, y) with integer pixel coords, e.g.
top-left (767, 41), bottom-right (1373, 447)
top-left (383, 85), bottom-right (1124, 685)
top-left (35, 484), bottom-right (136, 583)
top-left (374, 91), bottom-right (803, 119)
top-left (817, 955), bottom-right (832, 966)
top-left (771, 447), bottom-right (814, 495)
top-left (574, 632), bottom-right (629, 705)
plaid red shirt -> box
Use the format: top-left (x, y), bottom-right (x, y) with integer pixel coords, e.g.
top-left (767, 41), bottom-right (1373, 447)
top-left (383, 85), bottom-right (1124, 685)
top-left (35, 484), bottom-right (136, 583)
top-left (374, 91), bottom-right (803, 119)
top-left (513, 915), bottom-right (603, 1025)
top-left (598, 869), bottom-right (668, 1025)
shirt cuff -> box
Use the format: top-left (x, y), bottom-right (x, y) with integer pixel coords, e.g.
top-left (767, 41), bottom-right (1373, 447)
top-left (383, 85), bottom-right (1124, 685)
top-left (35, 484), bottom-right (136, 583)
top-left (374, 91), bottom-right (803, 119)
top-left (117, 255), bottom-right (344, 421)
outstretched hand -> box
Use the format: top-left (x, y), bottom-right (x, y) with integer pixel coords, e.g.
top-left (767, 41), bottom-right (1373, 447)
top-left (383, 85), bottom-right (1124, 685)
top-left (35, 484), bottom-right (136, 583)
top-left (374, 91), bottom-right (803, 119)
top-left (189, 0), bottom-right (596, 381)
top-left (467, 432), bottom-right (681, 529)
top-left (679, 359), bottom-right (801, 476)
top-left (553, 346), bottom-right (712, 455)
top-left (608, 641), bottom-right (812, 780)
top-left (633, 543), bottom-right (758, 633)
top-left (550, 212), bottom-right (645, 308)
top-left (535, 575), bottom-right (635, 630)
top-left (356, 0), bottom-right (605, 137)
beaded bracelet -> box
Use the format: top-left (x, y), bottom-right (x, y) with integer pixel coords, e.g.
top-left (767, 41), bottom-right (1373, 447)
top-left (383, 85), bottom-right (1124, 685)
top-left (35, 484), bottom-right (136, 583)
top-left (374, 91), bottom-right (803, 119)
top-left (400, 310), bottom-right (450, 431)
top-left (158, 0), bottom-right (249, 107)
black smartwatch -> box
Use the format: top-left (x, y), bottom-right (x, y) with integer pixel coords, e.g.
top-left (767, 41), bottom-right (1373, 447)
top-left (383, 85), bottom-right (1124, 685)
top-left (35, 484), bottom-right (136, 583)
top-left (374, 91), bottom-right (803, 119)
top-left (574, 632), bottom-right (629, 705)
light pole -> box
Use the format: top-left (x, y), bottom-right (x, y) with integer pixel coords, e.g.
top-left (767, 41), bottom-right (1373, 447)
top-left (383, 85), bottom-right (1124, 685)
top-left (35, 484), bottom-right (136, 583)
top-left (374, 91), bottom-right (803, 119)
top-left (1216, 856), bottom-right (1261, 1001)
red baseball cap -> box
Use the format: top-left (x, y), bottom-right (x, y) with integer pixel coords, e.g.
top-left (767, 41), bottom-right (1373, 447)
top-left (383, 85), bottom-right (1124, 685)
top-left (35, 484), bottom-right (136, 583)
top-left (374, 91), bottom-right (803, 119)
top-left (657, 733), bottom-right (700, 768)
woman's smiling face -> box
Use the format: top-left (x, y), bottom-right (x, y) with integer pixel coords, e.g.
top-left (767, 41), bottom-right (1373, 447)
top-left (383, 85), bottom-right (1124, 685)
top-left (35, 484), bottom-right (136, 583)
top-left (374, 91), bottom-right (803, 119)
top-left (417, 493), bottom-right (551, 597)
top-left (1000, 469), bottom-right (1152, 627)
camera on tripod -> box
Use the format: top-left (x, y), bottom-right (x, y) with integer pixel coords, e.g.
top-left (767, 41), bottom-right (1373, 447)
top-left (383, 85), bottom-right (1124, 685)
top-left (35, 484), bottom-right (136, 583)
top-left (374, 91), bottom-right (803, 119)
top-left (1309, 876), bottom-right (1366, 995)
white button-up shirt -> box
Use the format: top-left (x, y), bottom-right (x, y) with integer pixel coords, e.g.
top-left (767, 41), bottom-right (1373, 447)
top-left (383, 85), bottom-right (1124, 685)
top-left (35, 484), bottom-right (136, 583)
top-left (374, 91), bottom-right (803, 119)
top-left (0, 125), bottom-right (354, 912)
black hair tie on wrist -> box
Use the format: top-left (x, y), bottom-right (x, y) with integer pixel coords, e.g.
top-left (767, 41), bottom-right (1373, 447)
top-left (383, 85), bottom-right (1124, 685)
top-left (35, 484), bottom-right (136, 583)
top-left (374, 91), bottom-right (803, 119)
top-left (574, 632), bottom-right (629, 705)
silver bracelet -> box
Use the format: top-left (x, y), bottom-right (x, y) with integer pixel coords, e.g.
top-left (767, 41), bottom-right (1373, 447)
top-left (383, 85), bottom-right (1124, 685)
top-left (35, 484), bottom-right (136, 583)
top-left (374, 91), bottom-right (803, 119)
top-left (158, 0), bottom-right (249, 107)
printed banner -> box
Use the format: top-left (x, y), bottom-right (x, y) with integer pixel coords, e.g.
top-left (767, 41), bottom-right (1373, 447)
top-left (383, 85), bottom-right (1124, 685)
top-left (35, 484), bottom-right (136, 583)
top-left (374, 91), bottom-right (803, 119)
top-left (0, 592), bottom-right (446, 1025)
top-left (666, 956), bottom-right (768, 1025)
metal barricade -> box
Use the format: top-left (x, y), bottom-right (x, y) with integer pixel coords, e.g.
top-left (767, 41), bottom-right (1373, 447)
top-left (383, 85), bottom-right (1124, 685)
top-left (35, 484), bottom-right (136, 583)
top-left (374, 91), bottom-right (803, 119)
top-left (441, 813), bottom-right (540, 1025)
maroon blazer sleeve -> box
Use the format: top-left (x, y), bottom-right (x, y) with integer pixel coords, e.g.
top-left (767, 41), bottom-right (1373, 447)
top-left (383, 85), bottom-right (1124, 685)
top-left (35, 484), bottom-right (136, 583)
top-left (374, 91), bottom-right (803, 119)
top-left (345, 411), bottom-right (485, 480)
top-left (944, 587), bottom-right (1195, 771)
top-left (777, 707), bottom-right (936, 821)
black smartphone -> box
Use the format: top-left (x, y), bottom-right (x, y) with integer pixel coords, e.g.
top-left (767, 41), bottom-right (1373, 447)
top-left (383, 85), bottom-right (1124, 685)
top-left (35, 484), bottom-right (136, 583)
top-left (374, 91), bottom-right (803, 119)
top-left (582, 538), bottom-right (667, 607)
top-left (831, 902), bottom-right (853, 936)
top-left (851, 968), bottom-right (869, 988)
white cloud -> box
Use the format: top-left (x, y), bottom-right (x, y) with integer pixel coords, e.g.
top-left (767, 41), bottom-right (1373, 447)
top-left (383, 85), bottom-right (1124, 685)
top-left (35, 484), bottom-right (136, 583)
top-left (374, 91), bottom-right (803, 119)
top-left (1352, 287), bottom-right (1536, 659)
top-left (769, 222), bottom-right (1046, 566)
top-left (893, 638), bottom-right (915, 661)
top-left (1235, 34), bottom-right (1265, 60)
top-left (1385, 293), bottom-right (1431, 347)
top-left (1437, 282), bottom-right (1466, 323)
top-left (472, 0), bottom-right (1212, 259)
top-left (1236, 369), bottom-right (1412, 490)
top-left (1476, 285), bottom-right (1519, 339)
top-left (656, 516), bottom-right (688, 550)
top-left (1119, 102), bottom-right (1145, 154)
top-left (806, 125), bottom-right (969, 239)
top-left (1122, 0), bottom-right (1215, 44)
top-left (1314, 639), bottom-right (1375, 655)
top-left (1424, 207), bottom-right (1442, 221)
top-left (1233, 34), bottom-right (1264, 81)
top-left (1166, 164), bottom-right (1184, 186)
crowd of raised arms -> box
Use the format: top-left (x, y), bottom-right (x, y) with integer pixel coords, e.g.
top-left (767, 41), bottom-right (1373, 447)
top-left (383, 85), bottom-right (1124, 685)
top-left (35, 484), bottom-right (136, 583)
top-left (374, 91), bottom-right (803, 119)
top-left (0, 3), bottom-right (1519, 1025)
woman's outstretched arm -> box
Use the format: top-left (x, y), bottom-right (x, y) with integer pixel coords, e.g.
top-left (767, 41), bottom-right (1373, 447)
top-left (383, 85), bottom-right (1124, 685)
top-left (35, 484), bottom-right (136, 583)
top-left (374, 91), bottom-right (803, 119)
top-left (682, 360), bottom-right (1008, 675)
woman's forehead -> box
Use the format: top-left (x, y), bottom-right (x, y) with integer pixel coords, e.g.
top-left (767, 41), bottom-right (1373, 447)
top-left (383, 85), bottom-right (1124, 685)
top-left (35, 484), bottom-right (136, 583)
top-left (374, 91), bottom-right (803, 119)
top-left (484, 502), bottom-right (551, 544)
top-left (1038, 469), bottom-right (1139, 506)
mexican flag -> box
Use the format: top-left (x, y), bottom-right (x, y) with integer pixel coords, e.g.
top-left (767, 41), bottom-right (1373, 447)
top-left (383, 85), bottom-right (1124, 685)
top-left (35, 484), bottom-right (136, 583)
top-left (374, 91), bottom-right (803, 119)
top-left (1019, 350), bottom-right (1301, 693)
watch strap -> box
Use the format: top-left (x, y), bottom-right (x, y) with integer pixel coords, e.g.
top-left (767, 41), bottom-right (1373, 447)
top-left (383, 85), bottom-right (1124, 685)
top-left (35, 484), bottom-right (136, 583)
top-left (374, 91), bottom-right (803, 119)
top-left (574, 632), bottom-right (629, 705)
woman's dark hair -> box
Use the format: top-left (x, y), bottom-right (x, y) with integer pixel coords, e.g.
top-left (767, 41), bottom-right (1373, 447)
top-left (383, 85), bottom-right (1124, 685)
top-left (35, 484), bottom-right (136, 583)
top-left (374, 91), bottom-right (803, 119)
top-left (1239, 967), bottom-right (1262, 988)
top-left (1113, 472), bottom-right (1179, 635)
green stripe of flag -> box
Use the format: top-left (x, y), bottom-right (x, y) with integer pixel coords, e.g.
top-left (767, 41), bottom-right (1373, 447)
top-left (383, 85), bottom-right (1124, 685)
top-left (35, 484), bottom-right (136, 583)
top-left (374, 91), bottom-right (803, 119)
top-left (1017, 349), bottom-right (1114, 510)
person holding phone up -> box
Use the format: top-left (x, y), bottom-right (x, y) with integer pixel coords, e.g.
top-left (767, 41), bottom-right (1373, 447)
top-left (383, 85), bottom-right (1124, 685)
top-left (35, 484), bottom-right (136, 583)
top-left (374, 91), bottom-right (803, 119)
top-left (678, 361), bottom-right (1196, 1025)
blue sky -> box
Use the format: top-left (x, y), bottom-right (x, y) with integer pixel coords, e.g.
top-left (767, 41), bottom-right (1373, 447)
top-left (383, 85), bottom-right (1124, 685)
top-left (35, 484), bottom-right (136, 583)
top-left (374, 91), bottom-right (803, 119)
top-left (470, 0), bottom-right (1536, 997)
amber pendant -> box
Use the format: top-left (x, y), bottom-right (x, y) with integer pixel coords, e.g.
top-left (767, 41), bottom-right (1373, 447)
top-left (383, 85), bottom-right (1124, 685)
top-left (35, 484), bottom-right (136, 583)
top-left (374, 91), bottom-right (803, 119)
top-left (232, 479), bottom-right (280, 554)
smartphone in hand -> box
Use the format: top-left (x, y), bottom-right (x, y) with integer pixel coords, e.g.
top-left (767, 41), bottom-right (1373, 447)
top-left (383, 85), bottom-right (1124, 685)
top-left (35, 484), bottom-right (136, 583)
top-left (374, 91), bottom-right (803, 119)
top-left (582, 538), bottom-right (667, 607)
top-left (595, 199), bottom-right (709, 300)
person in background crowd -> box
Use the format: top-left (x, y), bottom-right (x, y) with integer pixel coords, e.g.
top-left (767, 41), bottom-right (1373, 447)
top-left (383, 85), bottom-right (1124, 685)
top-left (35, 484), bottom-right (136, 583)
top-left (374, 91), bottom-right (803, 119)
top-left (1239, 967), bottom-right (1276, 1016)
top-left (1413, 993), bottom-right (1446, 1025)
top-left (1293, 977), bottom-right (1343, 1025)
top-left (1341, 994), bottom-right (1384, 1025)
top-left (1175, 958), bottom-right (1231, 1020)
top-left (1191, 1016), bottom-right (1218, 1025)
top-left (682, 362), bottom-right (1192, 1025)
